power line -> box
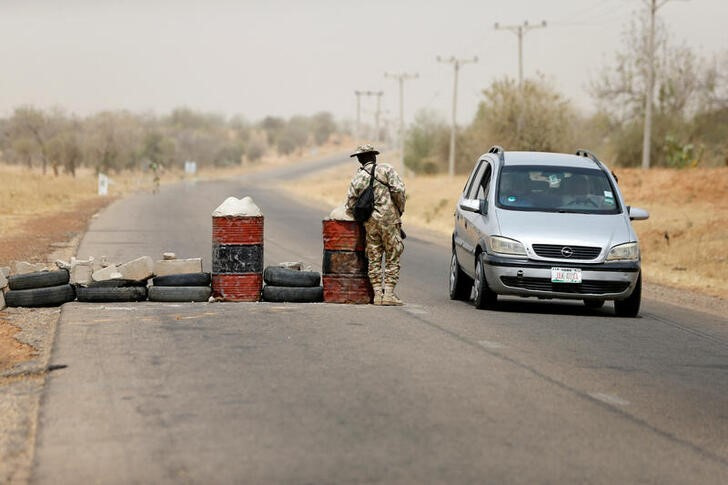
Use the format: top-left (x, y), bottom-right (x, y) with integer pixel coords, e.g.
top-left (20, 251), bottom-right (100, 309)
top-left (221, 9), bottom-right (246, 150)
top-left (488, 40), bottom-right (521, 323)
top-left (354, 90), bottom-right (384, 142)
top-left (384, 72), bottom-right (418, 173)
top-left (494, 20), bottom-right (548, 87)
top-left (436, 55), bottom-right (478, 177)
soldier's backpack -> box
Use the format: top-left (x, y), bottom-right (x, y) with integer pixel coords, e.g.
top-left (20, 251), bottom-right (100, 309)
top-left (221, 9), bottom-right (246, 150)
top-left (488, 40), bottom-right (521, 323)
top-left (353, 162), bottom-right (377, 222)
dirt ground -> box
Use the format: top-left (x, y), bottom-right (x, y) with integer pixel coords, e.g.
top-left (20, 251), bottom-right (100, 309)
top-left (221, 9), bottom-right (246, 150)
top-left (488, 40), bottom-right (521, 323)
top-left (280, 162), bottom-right (728, 303)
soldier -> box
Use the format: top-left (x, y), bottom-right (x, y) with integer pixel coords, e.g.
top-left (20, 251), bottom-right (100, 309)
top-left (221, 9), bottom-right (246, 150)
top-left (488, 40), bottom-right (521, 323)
top-left (346, 144), bottom-right (406, 306)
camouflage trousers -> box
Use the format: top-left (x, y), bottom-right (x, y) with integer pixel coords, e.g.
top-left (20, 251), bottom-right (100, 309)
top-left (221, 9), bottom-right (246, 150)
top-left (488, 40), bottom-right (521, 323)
top-left (364, 220), bottom-right (404, 288)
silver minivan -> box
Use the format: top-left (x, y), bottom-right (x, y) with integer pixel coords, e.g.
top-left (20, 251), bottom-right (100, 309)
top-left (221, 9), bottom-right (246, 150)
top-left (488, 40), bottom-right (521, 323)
top-left (449, 147), bottom-right (649, 317)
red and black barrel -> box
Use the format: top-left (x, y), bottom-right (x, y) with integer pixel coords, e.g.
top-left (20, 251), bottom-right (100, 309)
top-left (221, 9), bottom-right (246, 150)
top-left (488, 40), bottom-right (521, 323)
top-left (322, 220), bottom-right (372, 304)
top-left (212, 215), bottom-right (264, 301)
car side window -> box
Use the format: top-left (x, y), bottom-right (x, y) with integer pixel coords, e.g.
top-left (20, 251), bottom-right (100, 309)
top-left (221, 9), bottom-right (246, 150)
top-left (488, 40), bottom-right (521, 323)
top-left (463, 160), bottom-right (483, 196)
top-left (475, 164), bottom-right (492, 200)
top-left (466, 161), bottom-right (487, 199)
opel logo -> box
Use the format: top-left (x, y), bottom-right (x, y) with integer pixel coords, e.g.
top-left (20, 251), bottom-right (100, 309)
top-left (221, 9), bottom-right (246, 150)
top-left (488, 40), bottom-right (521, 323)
top-left (561, 247), bottom-right (574, 258)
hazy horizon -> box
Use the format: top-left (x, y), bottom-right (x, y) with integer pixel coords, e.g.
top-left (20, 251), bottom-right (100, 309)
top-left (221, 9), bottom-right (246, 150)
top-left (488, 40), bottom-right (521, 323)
top-left (1, 0), bottom-right (725, 126)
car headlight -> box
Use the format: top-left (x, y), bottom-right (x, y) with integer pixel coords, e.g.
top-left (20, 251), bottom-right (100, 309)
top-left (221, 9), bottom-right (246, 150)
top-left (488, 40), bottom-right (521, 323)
top-left (606, 242), bottom-right (640, 261)
top-left (488, 236), bottom-right (527, 257)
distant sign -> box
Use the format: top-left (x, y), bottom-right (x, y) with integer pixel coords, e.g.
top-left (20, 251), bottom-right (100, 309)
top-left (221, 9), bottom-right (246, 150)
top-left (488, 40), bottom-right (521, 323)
top-left (98, 173), bottom-right (109, 196)
top-left (184, 161), bottom-right (197, 174)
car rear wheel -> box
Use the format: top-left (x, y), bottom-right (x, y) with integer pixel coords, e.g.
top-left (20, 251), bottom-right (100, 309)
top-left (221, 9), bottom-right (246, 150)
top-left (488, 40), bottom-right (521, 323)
top-left (449, 249), bottom-right (472, 301)
top-left (614, 273), bottom-right (641, 317)
top-left (473, 254), bottom-right (497, 310)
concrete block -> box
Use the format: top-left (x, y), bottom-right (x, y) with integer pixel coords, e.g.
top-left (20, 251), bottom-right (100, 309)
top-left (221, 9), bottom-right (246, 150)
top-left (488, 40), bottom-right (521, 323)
top-left (0, 271), bottom-right (7, 290)
top-left (14, 261), bottom-right (47, 275)
top-left (70, 265), bottom-right (93, 285)
top-left (279, 261), bottom-right (303, 271)
top-left (154, 258), bottom-right (202, 277)
top-left (92, 265), bottom-right (123, 282)
top-left (117, 256), bottom-right (154, 281)
top-left (0, 290), bottom-right (5, 310)
top-left (163, 252), bottom-right (177, 260)
top-left (0, 267), bottom-right (9, 278)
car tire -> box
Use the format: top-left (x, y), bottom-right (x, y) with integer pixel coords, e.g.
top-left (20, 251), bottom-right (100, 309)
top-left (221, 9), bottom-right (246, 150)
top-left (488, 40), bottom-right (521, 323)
top-left (473, 254), bottom-right (497, 310)
top-left (263, 266), bottom-right (321, 288)
top-left (76, 286), bottom-right (148, 303)
top-left (262, 285), bottom-right (323, 303)
top-left (85, 279), bottom-right (147, 288)
top-left (614, 273), bottom-right (641, 318)
top-left (8, 269), bottom-right (70, 291)
top-left (148, 286), bottom-right (212, 302)
top-left (5, 284), bottom-right (76, 307)
top-left (449, 248), bottom-right (472, 301)
top-left (583, 299), bottom-right (605, 309)
top-left (152, 273), bottom-right (211, 287)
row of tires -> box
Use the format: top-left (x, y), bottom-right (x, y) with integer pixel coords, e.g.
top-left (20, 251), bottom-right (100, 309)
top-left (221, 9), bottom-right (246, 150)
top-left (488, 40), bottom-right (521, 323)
top-left (261, 266), bottom-right (323, 303)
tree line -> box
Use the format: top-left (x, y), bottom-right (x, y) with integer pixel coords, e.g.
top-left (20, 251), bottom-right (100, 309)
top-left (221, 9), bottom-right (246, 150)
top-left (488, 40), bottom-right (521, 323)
top-left (405, 16), bottom-right (728, 174)
top-left (0, 108), bottom-right (340, 176)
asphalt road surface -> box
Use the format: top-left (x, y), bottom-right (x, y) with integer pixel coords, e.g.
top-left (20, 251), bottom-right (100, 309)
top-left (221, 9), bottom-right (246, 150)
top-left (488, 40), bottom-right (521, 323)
top-left (32, 155), bottom-right (728, 484)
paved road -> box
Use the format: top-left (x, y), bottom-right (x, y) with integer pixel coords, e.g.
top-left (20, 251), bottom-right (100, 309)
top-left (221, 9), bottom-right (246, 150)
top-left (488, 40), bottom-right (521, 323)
top-left (33, 155), bottom-right (728, 483)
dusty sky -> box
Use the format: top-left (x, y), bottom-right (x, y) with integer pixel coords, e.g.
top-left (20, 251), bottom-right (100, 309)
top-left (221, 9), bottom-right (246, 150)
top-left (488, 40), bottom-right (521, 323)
top-left (0, 0), bottom-right (725, 126)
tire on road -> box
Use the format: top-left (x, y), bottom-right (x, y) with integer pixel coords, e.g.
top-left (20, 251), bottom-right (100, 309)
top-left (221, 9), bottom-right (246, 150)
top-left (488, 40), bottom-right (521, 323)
top-left (76, 286), bottom-right (148, 303)
top-left (262, 285), bottom-right (323, 303)
top-left (8, 269), bottom-right (70, 291)
top-left (449, 248), bottom-right (473, 301)
top-left (263, 266), bottom-right (320, 288)
top-left (148, 286), bottom-right (212, 302)
top-left (473, 253), bottom-right (497, 310)
top-left (152, 273), bottom-right (211, 287)
top-left (5, 284), bottom-right (75, 307)
top-left (614, 273), bottom-right (641, 318)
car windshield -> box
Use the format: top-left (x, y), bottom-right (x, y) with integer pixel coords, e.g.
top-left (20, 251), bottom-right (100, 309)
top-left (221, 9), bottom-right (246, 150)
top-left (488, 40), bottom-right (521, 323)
top-left (496, 165), bottom-right (620, 214)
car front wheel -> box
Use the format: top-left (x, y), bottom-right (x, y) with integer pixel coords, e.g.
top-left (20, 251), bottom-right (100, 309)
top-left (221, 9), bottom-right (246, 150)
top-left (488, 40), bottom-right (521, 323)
top-left (449, 249), bottom-right (473, 301)
top-left (473, 254), bottom-right (497, 310)
top-left (614, 273), bottom-right (641, 317)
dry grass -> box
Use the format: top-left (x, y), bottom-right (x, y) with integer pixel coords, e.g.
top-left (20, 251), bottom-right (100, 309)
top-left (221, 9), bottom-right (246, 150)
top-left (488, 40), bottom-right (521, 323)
top-left (281, 164), bottom-right (728, 300)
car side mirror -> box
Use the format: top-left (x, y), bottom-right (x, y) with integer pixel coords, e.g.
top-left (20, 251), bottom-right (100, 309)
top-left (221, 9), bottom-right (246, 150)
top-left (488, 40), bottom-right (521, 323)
top-left (628, 206), bottom-right (649, 221)
top-left (459, 198), bottom-right (488, 215)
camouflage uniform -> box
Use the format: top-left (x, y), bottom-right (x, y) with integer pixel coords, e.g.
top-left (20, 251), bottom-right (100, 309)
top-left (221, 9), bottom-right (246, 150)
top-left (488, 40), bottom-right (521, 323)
top-left (346, 158), bottom-right (406, 300)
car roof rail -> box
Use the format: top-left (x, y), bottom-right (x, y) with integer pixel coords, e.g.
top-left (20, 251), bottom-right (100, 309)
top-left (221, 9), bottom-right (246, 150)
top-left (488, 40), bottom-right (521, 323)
top-left (488, 145), bottom-right (505, 162)
top-left (575, 148), bottom-right (600, 163)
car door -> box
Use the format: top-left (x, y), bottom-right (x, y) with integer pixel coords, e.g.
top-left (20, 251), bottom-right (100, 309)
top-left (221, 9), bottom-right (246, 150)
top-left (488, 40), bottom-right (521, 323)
top-left (464, 162), bottom-right (493, 269)
top-left (457, 160), bottom-right (490, 277)
top-left (454, 160), bottom-right (484, 267)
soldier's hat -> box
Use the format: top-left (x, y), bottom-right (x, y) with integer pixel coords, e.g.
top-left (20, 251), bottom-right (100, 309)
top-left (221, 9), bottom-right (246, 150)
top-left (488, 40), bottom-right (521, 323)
top-left (349, 144), bottom-right (380, 158)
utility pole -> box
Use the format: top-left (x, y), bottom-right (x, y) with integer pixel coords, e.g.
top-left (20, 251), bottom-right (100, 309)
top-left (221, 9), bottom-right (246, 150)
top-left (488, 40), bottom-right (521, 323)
top-left (385, 72), bottom-right (418, 172)
top-left (641, 0), bottom-right (686, 169)
top-left (494, 20), bottom-right (547, 87)
top-left (437, 56), bottom-right (478, 177)
top-left (354, 90), bottom-right (384, 141)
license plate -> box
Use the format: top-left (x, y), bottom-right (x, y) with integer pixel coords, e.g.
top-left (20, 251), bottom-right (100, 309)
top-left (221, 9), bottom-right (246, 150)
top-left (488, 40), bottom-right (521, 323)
top-left (551, 267), bottom-right (582, 283)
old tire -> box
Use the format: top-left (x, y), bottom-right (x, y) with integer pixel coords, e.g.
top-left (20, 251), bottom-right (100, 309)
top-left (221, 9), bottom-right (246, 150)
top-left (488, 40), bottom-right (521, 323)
top-left (148, 286), bottom-right (212, 302)
top-left (614, 273), bottom-right (641, 318)
top-left (152, 273), bottom-right (211, 287)
top-left (449, 248), bottom-right (473, 301)
top-left (5, 284), bottom-right (75, 307)
top-left (85, 279), bottom-right (147, 288)
top-left (76, 286), bottom-right (147, 303)
top-left (262, 285), bottom-right (323, 303)
top-left (8, 269), bottom-right (70, 291)
top-left (263, 266), bottom-right (321, 288)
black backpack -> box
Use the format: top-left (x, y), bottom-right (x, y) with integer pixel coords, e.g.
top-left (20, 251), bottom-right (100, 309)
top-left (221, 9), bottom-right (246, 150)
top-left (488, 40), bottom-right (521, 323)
top-left (353, 163), bottom-right (377, 222)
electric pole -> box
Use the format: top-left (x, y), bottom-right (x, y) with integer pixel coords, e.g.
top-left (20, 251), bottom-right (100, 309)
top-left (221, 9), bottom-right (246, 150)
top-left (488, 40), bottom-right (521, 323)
top-left (494, 20), bottom-right (547, 87)
top-left (385, 72), bottom-right (419, 172)
top-left (354, 90), bottom-right (384, 142)
top-left (437, 56), bottom-right (478, 177)
top-left (641, 0), bottom-right (687, 169)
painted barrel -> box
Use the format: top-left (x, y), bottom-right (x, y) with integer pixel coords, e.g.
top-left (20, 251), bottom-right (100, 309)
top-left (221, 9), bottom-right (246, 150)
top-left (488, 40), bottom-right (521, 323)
top-left (212, 215), bottom-right (263, 302)
top-left (322, 220), bottom-right (372, 304)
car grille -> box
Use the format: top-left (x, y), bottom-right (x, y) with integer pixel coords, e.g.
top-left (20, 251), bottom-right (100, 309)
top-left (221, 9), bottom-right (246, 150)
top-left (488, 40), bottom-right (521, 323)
top-left (531, 244), bottom-right (601, 260)
top-left (500, 277), bottom-right (629, 295)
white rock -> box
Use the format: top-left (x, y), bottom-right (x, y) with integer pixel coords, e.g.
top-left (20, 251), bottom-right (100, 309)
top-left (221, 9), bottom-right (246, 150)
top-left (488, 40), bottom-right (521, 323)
top-left (92, 265), bottom-right (123, 282)
top-left (279, 261), bottom-right (303, 271)
top-left (327, 204), bottom-right (354, 221)
top-left (0, 271), bottom-right (7, 290)
top-left (211, 196), bottom-right (263, 217)
top-left (117, 256), bottom-right (154, 281)
top-left (0, 267), bottom-right (10, 278)
top-left (70, 265), bottom-right (93, 285)
top-left (163, 252), bottom-right (177, 260)
top-left (153, 258), bottom-right (203, 277)
top-left (14, 261), bottom-right (47, 275)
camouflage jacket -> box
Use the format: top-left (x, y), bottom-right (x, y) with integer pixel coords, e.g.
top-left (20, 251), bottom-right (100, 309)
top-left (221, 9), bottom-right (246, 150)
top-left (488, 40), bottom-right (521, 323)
top-left (346, 162), bottom-right (406, 225)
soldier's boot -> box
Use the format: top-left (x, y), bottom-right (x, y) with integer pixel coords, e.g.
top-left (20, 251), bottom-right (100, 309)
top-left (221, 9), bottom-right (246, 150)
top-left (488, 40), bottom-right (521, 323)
top-left (372, 284), bottom-right (383, 305)
top-left (381, 286), bottom-right (403, 306)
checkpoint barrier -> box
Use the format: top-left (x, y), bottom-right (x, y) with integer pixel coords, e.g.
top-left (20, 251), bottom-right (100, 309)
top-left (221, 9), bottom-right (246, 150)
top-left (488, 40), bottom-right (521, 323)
top-left (322, 220), bottom-right (372, 304)
top-left (212, 215), bottom-right (263, 302)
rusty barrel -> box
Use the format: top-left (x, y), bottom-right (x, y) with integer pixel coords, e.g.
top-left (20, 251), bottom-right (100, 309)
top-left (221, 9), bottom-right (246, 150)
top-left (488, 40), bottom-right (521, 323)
top-left (322, 220), bottom-right (372, 304)
top-left (212, 215), bottom-right (263, 301)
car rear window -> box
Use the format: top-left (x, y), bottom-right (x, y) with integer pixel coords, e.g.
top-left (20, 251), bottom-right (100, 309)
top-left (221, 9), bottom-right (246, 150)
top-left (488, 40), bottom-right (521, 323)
top-left (496, 165), bottom-right (621, 214)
